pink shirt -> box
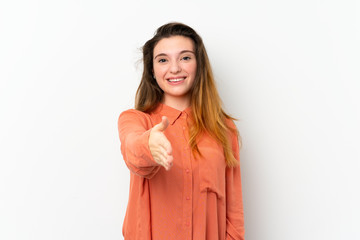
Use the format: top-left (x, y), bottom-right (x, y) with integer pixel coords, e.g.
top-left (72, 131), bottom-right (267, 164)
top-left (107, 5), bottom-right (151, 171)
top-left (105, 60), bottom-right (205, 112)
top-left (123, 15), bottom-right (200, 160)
top-left (118, 103), bottom-right (245, 239)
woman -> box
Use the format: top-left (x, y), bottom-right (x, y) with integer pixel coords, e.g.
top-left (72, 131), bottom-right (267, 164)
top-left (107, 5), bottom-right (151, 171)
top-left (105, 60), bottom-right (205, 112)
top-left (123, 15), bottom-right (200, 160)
top-left (118, 22), bottom-right (244, 240)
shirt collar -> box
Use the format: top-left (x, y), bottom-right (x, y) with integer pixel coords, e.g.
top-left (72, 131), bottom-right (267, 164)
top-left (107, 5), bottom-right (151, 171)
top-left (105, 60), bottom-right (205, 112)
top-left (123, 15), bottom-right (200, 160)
top-left (153, 103), bottom-right (192, 125)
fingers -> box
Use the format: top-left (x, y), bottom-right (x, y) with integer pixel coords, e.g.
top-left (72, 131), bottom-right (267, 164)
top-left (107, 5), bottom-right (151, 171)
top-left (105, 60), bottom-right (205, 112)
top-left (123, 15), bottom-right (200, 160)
top-left (157, 144), bottom-right (173, 170)
top-left (149, 116), bottom-right (173, 170)
top-left (160, 136), bottom-right (172, 155)
top-left (165, 154), bottom-right (173, 170)
top-left (153, 149), bottom-right (173, 171)
top-left (165, 156), bottom-right (174, 171)
top-left (162, 155), bottom-right (174, 171)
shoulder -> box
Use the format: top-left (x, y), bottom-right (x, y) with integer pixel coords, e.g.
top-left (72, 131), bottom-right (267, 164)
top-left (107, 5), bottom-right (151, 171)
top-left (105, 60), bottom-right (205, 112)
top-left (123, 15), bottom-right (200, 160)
top-left (118, 109), bottom-right (153, 128)
top-left (225, 117), bottom-right (238, 132)
top-left (225, 117), bottom-right (240, 144)
top-left (119, 109), bottom-right (150, 119)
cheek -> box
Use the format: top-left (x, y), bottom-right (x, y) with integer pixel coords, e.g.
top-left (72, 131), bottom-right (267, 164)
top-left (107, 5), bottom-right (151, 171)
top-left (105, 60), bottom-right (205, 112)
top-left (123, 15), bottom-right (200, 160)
top-left (155, 78), bottom-right (166, 92)
top-left (155, 79), bottom-right (162, 87)
top-left (153, 65), bottom-right (167, 77)
top-left (188, 62), bottom-right (197, 76)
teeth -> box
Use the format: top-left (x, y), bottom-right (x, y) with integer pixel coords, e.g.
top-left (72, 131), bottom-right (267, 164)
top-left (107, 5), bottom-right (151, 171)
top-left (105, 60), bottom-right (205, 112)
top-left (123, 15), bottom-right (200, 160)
top-left (168, 78), bottom-right (185, 82)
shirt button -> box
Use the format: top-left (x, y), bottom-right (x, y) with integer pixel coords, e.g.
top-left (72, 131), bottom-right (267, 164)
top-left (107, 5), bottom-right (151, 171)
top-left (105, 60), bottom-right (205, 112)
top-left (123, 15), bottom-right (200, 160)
top-left (185, 221), bottom-right (190, 227)
top-left (186, 196), bottom-right (190, 200)
top-left (185, 169), bottom-right (190, 173)
top-left (182, 126), bottom-right (186, 130)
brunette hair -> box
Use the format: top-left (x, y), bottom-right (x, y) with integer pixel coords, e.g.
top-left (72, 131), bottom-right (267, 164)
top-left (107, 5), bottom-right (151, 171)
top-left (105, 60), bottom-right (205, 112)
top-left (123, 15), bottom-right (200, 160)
top-left (135, 22), bottom-right (241, 166)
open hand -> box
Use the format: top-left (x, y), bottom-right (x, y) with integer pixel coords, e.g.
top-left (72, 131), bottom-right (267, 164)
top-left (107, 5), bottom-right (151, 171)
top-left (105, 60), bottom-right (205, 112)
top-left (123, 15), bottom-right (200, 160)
top-left (149, 116), bottom-right (173, 171)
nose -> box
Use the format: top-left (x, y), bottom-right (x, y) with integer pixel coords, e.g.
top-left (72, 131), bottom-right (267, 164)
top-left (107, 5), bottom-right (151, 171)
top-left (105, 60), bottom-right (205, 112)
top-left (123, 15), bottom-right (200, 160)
top-left (170, 61), bottom-right (181, 73)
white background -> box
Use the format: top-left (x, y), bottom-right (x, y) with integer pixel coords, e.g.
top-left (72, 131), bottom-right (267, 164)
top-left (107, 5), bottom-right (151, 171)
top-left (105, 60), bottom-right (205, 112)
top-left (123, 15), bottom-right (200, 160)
top-left (1, 0), bottom-right (359, 239)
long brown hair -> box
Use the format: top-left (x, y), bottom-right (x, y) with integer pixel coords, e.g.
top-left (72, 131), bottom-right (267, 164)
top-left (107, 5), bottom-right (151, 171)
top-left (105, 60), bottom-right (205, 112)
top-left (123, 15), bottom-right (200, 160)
top-left (135, 22), bottom-right (241, 167)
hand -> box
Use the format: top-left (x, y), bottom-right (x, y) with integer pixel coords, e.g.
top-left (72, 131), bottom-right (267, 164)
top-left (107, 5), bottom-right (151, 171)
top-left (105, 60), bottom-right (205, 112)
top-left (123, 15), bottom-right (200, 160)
top-left (149, 116), bottom-right (174, 171)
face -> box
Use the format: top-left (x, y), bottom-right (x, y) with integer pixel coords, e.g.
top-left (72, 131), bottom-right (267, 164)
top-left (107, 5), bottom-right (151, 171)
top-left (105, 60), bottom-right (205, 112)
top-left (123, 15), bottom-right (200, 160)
top-left (153, 35), bottom-right (197, 107)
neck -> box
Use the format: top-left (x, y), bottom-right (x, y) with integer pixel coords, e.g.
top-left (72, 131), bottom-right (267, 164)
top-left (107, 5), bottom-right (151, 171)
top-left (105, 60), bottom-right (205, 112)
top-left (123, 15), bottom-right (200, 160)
top-left (163, 95), bottom-right (190, 111)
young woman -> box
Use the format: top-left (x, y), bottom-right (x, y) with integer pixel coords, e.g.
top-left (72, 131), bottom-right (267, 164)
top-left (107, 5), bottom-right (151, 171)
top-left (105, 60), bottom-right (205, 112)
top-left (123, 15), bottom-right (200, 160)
top-left (118, 22), bottom-right (244, 240)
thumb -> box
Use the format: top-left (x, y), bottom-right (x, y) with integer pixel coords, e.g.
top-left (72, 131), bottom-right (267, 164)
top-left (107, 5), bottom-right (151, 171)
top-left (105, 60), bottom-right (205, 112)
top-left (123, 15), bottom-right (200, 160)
top-left (153, 116), bottom-right (169, 132)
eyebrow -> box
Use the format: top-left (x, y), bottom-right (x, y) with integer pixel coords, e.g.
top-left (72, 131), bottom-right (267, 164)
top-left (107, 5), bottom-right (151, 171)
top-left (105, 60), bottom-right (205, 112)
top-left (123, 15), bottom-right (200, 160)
top-left (154, 50), bottom-right (195, 59)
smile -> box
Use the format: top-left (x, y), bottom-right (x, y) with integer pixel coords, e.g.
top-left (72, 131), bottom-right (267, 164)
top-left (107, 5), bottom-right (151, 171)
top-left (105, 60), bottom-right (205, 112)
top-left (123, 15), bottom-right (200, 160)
top-left (167, 77), bottom-right (186, 82)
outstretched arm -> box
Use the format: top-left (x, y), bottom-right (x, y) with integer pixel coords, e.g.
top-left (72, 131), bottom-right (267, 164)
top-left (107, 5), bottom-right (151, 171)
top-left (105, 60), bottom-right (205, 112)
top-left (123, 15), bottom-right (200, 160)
top-left (118, 110), bottom-right (173, 178)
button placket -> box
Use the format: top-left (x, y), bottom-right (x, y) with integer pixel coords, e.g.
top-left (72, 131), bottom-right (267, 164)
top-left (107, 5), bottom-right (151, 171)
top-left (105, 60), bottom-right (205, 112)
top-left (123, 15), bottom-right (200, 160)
top-left (180, 113), bottom-right (192, 235)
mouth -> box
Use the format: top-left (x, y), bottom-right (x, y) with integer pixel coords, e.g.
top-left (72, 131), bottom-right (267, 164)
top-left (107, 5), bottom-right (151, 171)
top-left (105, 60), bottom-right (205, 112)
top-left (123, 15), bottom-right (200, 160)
top-left (167, 77), bottom-right (186, 83)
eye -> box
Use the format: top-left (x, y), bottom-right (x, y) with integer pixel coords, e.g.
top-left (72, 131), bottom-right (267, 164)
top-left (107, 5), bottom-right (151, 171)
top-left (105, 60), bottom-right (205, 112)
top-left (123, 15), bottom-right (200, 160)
top-left (158, 58), bottom-right (167, 63)
top-left (181, 56), bottom-right (191, 61)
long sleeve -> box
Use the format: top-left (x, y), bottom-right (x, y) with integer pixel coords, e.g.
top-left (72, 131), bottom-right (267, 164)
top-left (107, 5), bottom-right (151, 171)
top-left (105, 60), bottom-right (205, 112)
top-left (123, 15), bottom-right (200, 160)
top-left (118, 109), bottom-right (161, 179)
top-left (225, 123), bottom-right (245, 240)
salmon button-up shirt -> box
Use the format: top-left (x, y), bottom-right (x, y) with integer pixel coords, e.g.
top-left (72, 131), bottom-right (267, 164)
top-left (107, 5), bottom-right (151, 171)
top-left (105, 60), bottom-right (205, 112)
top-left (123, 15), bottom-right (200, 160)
top-left (118, 103), bottom-right (245, 240)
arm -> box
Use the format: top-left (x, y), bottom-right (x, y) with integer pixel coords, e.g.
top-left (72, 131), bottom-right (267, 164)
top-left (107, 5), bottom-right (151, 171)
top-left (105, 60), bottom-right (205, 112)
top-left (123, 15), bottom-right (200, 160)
top-left (118, 109), bottom-right (161, 179)
top-left (226, 122), bottom-right (245, 240)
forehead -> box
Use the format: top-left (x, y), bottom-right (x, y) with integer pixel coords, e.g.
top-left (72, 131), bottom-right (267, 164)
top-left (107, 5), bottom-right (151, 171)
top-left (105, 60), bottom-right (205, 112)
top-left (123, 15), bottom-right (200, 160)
top-left (153, 36), bottom-right (195, 55)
